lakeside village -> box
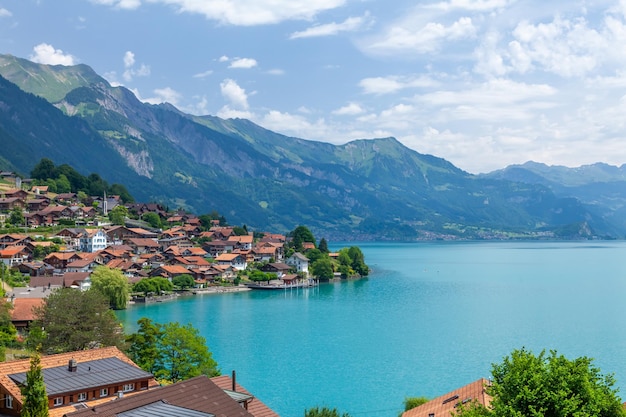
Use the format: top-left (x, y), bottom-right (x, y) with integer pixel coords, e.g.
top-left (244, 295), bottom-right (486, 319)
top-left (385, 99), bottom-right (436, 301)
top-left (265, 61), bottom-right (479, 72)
top-left (0, 171), bottom-right (624, 417)
top-left (0, 170), bottom-right (375, 417)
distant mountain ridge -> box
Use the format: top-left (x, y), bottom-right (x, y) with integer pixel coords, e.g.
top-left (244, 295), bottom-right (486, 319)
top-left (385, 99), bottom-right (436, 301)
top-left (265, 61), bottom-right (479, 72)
top-left (483, 162), bottom-right (626, 235)
top-left (0, 53), bottom-right (623, 239)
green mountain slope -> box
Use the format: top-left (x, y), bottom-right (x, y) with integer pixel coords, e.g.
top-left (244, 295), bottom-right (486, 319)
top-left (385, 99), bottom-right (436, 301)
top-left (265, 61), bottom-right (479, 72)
top-left (0, 54), bottom-right (621, 239)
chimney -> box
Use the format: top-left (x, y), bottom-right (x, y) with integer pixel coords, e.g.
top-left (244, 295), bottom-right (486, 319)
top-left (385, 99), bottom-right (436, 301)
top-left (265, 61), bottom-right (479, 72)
top-left (232, 370), bottom-right (236, 392)
top-left (68, 359), bottom-right (77, 372)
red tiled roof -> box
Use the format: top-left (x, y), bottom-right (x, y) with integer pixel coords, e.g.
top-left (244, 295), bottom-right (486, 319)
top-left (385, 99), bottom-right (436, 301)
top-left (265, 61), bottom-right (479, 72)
top-left (10, 298), bottom-right (44, 322)
top-left (402, 378), bottom-right (492, 417)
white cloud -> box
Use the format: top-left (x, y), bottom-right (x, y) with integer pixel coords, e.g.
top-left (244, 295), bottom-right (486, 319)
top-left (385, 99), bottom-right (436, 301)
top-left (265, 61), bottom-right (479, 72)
top-left (289, 12), bottom-right (371, 39)
top-left (218, 55), bottom-right (230, 62)
top-left (367, 16), bottom-right (476, 54)
top-left (193, 69), bottom-right (214, 78)
top-left (90, 0), bottom-right (141, 10)
top-left (509, 17), bottom-right (601, 77)
top-left (217, 106), bottom-right (254, 119)
top-left (427, 0), bottom-right (514, 12)
top-left (258, 110), bottom-right (336, 141)
top-left (333, 102), bottom-right (365, 116)
top-left (123, 51), bottom-right (135, 68)
top-left (229, 58), bottom-right (258, 69)
top-left (359, 75), bottom-right (439, 95)
top-left (0, 8), bottom-right (12, 17)
top-left (122, 51), bottom-right (150, 82)
top-left (220, 79), bottom-right (249, 109)
top-left (266, 68), bottom-right (285, 75)
top-left (29, 43), bottom-right (76, 65)
top-left (138, 87), bottom-right (182, 105)
top-left (95, 0), bottom-right (346, 26)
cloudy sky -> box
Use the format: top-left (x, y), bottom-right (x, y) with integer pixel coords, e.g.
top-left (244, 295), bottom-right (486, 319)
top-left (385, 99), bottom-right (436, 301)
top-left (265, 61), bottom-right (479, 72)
top-left (1, 0), bottom-right (626, 173)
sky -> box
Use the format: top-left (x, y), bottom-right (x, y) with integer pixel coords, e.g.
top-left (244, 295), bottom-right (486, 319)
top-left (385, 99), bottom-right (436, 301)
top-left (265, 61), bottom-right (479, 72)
top-left (1, 0), bottom-right (626, 174)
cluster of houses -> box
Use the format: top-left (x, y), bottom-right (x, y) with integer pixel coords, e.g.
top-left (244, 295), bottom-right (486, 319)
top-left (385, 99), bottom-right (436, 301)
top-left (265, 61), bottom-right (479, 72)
top-left (0, 220), bottom-right (310, 290)
top-left (0, 346), bottom-right (280, 417)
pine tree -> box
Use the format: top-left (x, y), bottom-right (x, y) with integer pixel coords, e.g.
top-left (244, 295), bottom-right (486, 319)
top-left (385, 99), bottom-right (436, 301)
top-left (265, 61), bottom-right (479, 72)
top-left (20, 353), bottom-right (49, 417)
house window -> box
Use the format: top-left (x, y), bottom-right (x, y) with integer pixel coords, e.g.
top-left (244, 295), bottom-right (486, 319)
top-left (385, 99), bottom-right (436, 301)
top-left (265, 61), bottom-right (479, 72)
top-left (53, 397), bottom-right (63, 406)
top-left (100, 388), bottom-right (108, 397)
top-left (5, 395), bottom-right (13, 409)
top-left (122, 383), bottom-right (135, 392)
top-left (77, 392), bottom-right (87, 401)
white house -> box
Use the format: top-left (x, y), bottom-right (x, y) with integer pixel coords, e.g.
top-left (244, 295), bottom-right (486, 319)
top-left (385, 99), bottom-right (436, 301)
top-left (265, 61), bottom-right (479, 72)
top-left (286, 252), bottom-right (309, 276)
top-left (79, 228), bottom-right (108, 253)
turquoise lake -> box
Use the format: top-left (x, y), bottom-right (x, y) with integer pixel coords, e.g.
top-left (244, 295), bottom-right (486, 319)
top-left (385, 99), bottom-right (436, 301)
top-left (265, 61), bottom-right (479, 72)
top-left (116, 241), bottom-right (626, 417)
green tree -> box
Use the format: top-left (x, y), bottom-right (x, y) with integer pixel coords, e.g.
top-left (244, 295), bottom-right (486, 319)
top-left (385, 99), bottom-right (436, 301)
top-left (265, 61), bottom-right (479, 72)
top-left (306, 248), bottom-right (324, 263)
top-left (8, 207), bottom-right (24, 226)
top-left (30, 288), bottom-right (124, 354)
top-left (141, 212), bottom-right (162, 229)
top-left (126, 319), bottom-right (220, 383)
top-left (347, 246), bottom-right (369, 276)
top-left (44, 178), bottom-right (58, 193)
top-left (318, 237), bottom-right (329, 253)
top-left (172, 274), bottom-right (195, 289)
top-left (403, 397), bottom-right (429, 411)
top-left (77, 190), bottom-right (88, 203)
top-left (108, 205), bottom-right (128, 226)
top-left (90, 266), bottom-right (130, 310)
top-left (232, 225), bottom-right (248, 236)
top-left (126, 317), bottom-right (161, 374)
top-left (290, 225), bottom-right (316, 252)
top-left (87, 173), bottom-right (108, 196)
top-left (20, 353), bottom-right (49, 417)
top-left (305, 407), bottom-right (351, 417)
top-left (109, 183), bottom-right (134, 203)
top-left (55, 174), bottom-right (72, 194)
top-left (30, 158), bottom-right (56, 180)
top-left (0, 300), bottom-right (17, 347)
top-left (311, 257), bottom-right (333, 280)
top-left (455, 348), bottom-right (626, 417)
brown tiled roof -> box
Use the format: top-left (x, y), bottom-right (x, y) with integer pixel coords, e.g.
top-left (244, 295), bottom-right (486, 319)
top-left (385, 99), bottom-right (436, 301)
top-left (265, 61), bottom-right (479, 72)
top-left (402, 378), bottom-right (492, 417)
top-left (126, 238), bottom-right (160, 247)
top-left (45, 252), bottom-right (80, 261)
top-left (0, 347), bottom-right (158, 417)
top-left (0, 245), bottom-right (28, 257)
top-left (62, 272), bottom-right (90, 287)
top-left (66, 375), bottom-right (255, 417)
top-left (211, 375), bottom-right (280, 417)
top-left (10, 298), bottom-right (45, 322)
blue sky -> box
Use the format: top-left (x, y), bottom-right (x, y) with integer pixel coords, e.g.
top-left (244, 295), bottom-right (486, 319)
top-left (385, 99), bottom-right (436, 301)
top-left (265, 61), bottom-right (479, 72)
top-left (2, 0), bottom-right (626, 173)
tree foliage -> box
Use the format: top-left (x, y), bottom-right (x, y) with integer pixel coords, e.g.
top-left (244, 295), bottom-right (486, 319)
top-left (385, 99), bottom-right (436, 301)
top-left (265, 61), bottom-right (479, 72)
top-left (90, 266), bottom-right (130, 310)
top-left (126, 318), bottom-right (220, 383)
top-left (318, 237), bottom-right (329, 253)
top-left (311, 257), bottom-right (334, 280)
top-left (30, 158), bottom-right (134, 201)
top-left (30, 288), bottom-right (124, 354)
top-left (455, 348), bottom-right (626, 417)
top-left (247, 270), bottom-right (277, 283)
top-left (289, 225), bottom-right (316, 252)
top-left (403, 397), bottom-right (429, 411)
top-left (108, 205), bottom-right (128, 226)
top-left (132, 277), bottom-right (173, 296)
top-left (141, 212), bottom-right (162, 229)
top-left (0, 300), bottom-right (17, 347)
top-left (172, 274), bottom-right (195, 289)
top-left (20, 353), bottom-right (49, 417)
top-left (305, 407), bottom-right (351, 417)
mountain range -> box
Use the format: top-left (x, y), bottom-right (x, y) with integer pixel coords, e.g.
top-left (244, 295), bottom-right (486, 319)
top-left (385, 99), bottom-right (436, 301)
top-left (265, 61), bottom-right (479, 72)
top-left (1, 53), bottom-right (625, 240)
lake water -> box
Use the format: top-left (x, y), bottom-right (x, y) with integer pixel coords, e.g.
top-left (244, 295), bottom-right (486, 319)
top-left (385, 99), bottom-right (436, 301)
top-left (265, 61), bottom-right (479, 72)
top-left (116, 241), bottom-right (626, 417)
